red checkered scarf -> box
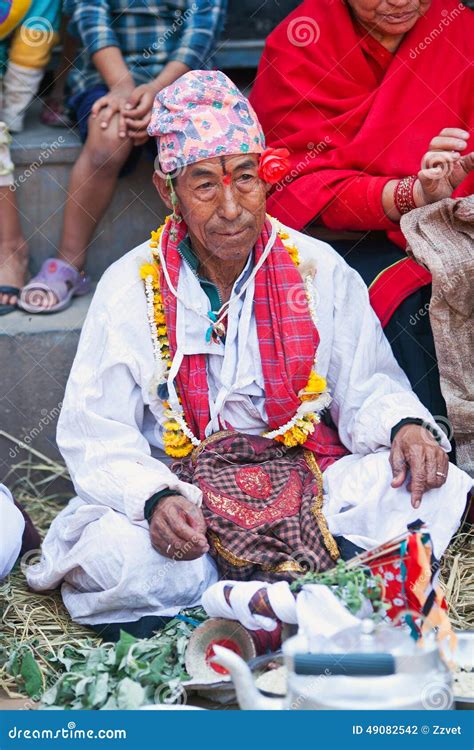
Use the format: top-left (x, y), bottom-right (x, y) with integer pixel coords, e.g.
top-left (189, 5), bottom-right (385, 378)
top-left (159, 217), bottom-right (347, 460)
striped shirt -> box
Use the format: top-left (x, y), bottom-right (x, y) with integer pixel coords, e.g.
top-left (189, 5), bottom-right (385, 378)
top-left (65, 0), bottom-right (227, 94)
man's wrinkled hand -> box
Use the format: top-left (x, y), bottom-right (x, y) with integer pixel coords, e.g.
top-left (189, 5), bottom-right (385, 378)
top-left (149, 495), bottom-right (209, 560)
top-left (390, 424), bottom-right (449, 509)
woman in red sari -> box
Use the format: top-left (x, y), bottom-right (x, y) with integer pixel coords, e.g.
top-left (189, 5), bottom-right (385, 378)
top-left (250, 0), bottom-right (474, 419)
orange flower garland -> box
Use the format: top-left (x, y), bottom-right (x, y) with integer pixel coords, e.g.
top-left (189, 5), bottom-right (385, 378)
top-left (140, 217), bottom-right (331, 456)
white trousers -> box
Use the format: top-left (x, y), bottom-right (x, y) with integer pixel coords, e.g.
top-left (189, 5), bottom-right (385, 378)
top-left (0, 484), bottom-right (24, 580)
top-left (26, 450), bottom-right (471, 625)
top-left (26, 497), bottom-right (218, 625)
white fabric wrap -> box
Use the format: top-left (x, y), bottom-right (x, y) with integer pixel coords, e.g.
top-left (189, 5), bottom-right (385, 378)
top-left (296, 585), bottom-right (360, 640)
top-left (0, 121), bottom-right (14, 186)
top-left (228, 581), bottom-right (277, 632)
top-left (267, 581), bottom-right (298, 624)
top-left (0, 484), bottom-right (24, 580)
top-left (201, 581), bottom-right (235, 620)
top-left (202, 580), bottom-right (297, 630)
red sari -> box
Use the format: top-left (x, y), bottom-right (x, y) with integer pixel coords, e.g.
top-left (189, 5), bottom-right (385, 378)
top-left (250, 0), bottom-right (474, 325)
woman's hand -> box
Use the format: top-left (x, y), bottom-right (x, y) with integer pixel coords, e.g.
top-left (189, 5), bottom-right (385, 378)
top-left (91, 80), bottom-right (136, 138)
top-left (149, 495), bottom-right (209, 560)
top-left (415, 128), bottom-right (474, 206)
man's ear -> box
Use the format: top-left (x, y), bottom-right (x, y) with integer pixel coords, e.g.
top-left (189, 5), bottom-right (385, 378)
top-left (153, 171), bottom-right (173, 210)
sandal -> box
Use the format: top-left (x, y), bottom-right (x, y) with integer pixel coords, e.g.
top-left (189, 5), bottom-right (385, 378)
top-left (40, 98), bottom-right (74, 129)
top-left (18, 258), bottom-right (91, 314)
top-left (0, 285), bottom-right (20, 315)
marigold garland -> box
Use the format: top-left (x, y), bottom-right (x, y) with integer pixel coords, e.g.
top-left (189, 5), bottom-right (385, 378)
top-left (140, 216), bottom-right (331, 456)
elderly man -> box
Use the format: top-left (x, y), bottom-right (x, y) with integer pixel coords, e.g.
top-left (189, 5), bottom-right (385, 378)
top-left (28, 71), bottom-right (471, 629)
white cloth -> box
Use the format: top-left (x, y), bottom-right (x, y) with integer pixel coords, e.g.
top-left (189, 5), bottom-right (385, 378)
top-left (26, 222), bottom-right (472, 624)
top-left (202, 581), bottom-right (362, 638)
top-left (28, 496), bottom-right (217, 625)
top-left (0, 484), bottom-right (24, 579)
top-left (202, 579), bottom-right (298, 631)
top-left (296, 585), bottom-right (361, 641)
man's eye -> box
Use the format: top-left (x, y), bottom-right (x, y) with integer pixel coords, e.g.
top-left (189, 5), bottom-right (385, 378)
top-left (239, 173), bottom-right (254, 181)
top-left (197, 182), bottom-right (214, 190)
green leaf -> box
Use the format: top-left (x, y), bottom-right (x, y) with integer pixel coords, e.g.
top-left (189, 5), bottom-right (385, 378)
top-left (20, 651), bottom-right (43, 698)
top-left (9, 651), bottom-right (20, 677)
top-left (116, 678), bottom-right (145, 709)
top-left (149, 648), bottom-right (172, 682)
top-left (74, 676), bottom-right (93, 697)
top-left (89, 673), bottom-right (109, 707)
top-left (40, 683), bottom-right (58, 706)
top-left (115, 631), bottom-right (137, 667)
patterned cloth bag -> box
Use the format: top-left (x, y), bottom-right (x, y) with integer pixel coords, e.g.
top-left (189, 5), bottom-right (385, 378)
top-left (174, 431), bottom-right (339, 582)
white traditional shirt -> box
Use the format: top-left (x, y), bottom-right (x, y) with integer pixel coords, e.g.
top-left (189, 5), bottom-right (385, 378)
top-left (27, 221), bottom-right (472, 624)
top-left (57, 222), bottom-right (457, 529)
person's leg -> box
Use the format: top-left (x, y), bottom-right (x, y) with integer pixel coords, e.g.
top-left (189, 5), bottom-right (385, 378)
top-left (20, 109), bottom-right (134, 311)
top-left (2, 22), bottom-right (57, 133)
top-left (323, 451), bottom-right (471, 561)
top-left (0, 179), bottom-right (28, 307)
top-left (26, 497), bottom-right (218, 625)
top-left (0, 51), bottom-right (28, 306)
top-left (384, 285), bottom-right (447, 420)
top-left (58, 112), bottom-right (133, 270)
top-left (0, 485), bottom-right (25, 580)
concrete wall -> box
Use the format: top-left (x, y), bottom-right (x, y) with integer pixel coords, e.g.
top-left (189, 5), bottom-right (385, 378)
top-left (0, 110), bottom-right (167, 477)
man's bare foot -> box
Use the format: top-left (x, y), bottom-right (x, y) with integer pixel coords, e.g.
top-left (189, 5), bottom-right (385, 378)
top-left (0, 238), bottom-right (28, 306)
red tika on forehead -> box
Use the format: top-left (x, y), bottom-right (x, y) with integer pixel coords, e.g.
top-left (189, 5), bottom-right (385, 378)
top-left (222, 174), bottom-right (232, 185)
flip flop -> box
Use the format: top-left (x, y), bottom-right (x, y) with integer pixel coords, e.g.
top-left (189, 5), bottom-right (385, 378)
top-left (40, 98), bottom-right (74, 129)
top-left (18, 258), bottom-right (91, 314)
top-left (0, 285), bottom-right (20, 315)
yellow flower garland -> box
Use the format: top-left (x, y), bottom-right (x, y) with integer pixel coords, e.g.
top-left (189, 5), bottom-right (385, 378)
top-left (140, 217), bottom-right (328, 456)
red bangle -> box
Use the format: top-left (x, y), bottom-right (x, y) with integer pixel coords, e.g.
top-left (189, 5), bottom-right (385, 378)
top-left (394, 175), bottom-right (418, 215)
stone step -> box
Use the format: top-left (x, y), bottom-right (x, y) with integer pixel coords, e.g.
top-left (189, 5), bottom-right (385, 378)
top-left (10, 103), bottom-right (167, 281)
top-left (0, 293), bottom-right (92, 475)
top-left (2, 105), bottom-right (169, 474)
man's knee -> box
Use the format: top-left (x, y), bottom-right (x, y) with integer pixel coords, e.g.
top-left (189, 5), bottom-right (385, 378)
top-left (84, 122), bottom-right (132, 174)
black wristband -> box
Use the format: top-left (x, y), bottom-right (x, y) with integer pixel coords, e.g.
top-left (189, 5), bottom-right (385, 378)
top-left (144, 489), bottom-right (175, 523)
top-left (390, 417), bottom-right (442, 445)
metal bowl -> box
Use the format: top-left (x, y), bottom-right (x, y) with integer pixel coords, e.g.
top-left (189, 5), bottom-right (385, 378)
top-left (442, 630), bottom-right (474, 710)
top-left (249, 651), bottom-right (286, 697)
